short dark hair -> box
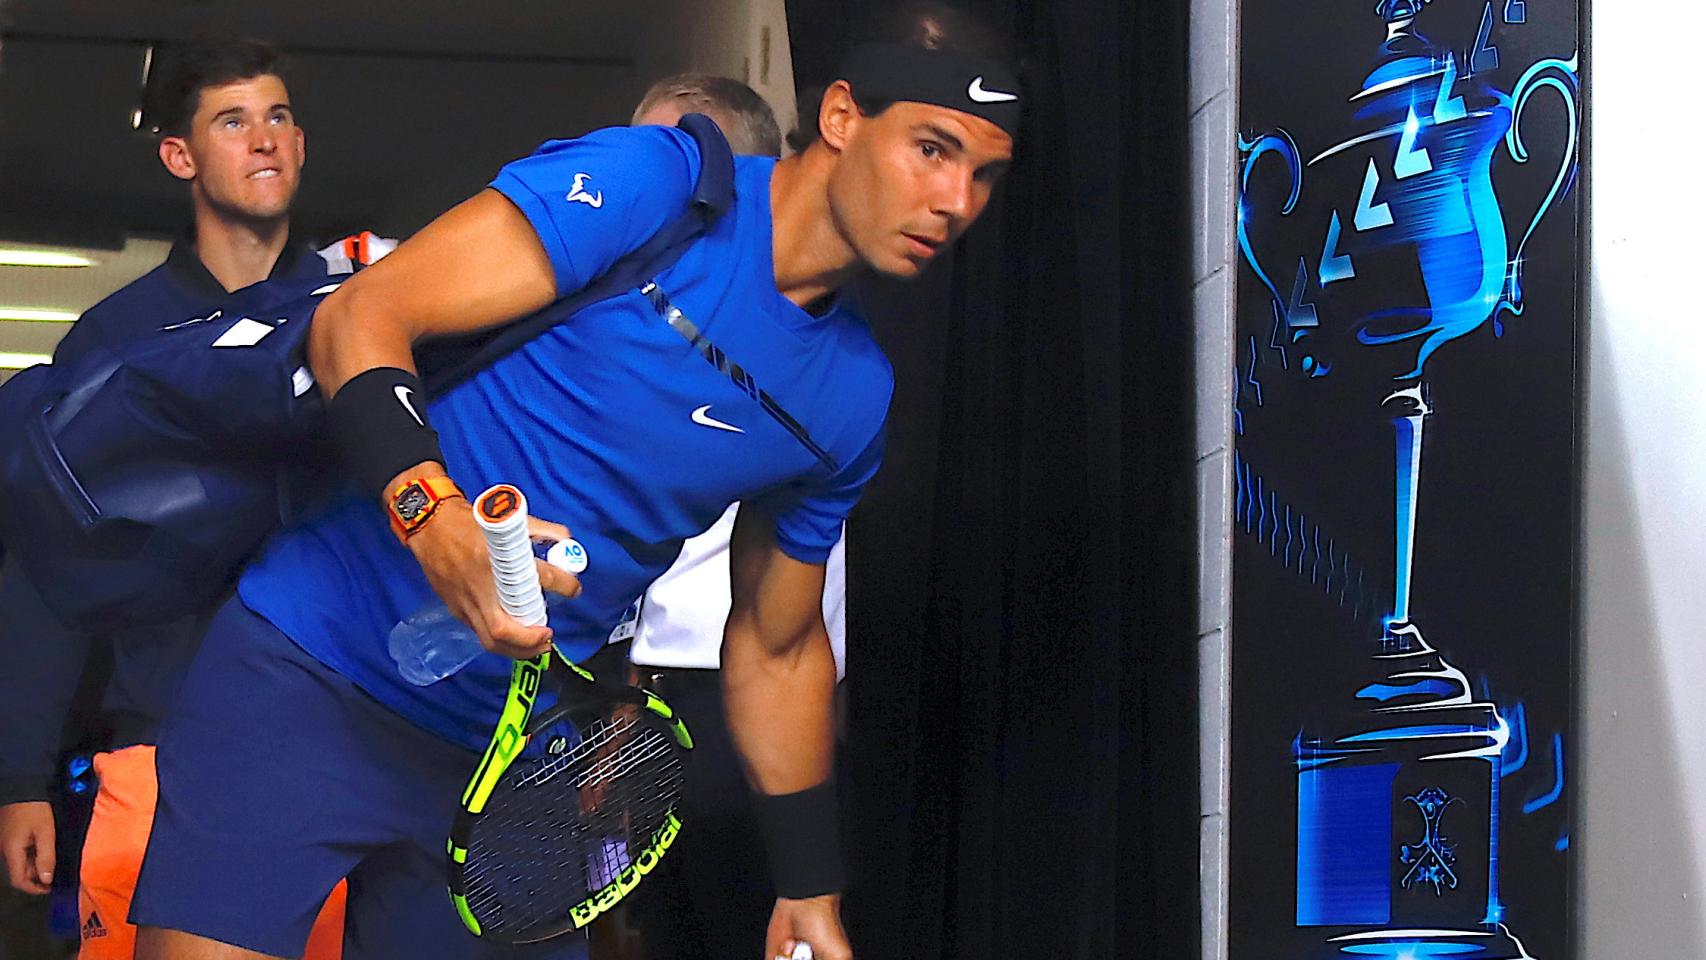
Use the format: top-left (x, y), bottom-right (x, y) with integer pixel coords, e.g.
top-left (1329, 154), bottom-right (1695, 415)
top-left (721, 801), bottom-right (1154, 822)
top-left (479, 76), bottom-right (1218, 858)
top-left (790, 1), bottom-right (1013, 148)
top-left (150, 32), bottom-right (289, 138)
top-left (632, 73), bottom-right (782, 157)
top-left (870, 1), bottom-right (1012, 61)
top-left (785, 84), bottom-right (830, 154)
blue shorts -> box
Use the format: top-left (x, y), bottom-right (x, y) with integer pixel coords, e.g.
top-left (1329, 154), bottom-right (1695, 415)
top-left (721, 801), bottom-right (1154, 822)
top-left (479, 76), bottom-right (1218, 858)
top-left (131, 599), bottom-right (588, 960)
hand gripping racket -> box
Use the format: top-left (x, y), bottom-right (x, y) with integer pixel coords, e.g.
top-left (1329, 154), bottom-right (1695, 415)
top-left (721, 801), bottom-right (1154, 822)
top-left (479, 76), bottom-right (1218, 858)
top-left (447, 484), bottom-right (694, 943)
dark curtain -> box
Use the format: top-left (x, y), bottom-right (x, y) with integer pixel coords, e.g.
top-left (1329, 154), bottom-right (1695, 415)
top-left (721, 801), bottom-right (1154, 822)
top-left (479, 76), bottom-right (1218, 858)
top-left (786, 1), bottom-right (1199, 958)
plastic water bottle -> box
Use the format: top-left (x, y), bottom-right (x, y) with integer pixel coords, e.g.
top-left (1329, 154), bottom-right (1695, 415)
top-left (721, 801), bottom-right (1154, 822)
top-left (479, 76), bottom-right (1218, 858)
top-left (389, 605), bottom-right (487, 686)
top-left (389, 587), bottom-right (594, 685)
top-left (388, 515), bottom-right (591, 685)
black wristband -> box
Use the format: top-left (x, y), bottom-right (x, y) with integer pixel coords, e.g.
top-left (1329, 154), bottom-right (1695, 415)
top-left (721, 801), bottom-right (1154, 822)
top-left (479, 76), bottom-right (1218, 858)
top-left (327, 367), bottom-right (444, 495)
top-left (752, 779), bottom-right (845, 898)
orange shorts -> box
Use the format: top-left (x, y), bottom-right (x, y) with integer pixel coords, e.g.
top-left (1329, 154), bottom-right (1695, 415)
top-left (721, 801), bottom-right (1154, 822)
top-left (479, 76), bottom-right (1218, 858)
top-left (76, 744), bottom-right (347, 959)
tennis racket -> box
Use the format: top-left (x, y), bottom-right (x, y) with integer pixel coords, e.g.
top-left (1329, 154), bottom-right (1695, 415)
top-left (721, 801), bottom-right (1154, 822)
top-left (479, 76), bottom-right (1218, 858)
top-left (447, 484), bottom-right (694, 943)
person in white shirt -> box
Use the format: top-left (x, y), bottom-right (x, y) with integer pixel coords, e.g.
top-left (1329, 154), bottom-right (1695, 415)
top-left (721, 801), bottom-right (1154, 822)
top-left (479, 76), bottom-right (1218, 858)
top-left (622, 504), bottom-right (847, 680)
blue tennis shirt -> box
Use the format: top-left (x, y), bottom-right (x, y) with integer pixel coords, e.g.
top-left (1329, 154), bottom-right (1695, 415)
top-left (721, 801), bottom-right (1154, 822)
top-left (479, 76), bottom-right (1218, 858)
top-left (238, 126), bottom-right (894, 748)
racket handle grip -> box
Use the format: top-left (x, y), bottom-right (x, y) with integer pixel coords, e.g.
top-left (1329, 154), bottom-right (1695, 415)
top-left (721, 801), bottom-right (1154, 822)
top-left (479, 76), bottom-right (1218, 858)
top-left (473, 484), bottom-right (546, 627)
top-left (791, 944), bottom-right (814, 960)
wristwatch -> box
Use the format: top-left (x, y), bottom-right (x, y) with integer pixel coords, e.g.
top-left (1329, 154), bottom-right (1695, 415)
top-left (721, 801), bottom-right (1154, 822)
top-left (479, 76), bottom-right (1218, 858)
top-left (388, 475), bottom-right (464, 541)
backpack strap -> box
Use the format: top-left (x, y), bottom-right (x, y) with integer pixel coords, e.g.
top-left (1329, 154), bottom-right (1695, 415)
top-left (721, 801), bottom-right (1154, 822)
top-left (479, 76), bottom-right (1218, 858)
top-left (420, 114), bottom-right (737, 395)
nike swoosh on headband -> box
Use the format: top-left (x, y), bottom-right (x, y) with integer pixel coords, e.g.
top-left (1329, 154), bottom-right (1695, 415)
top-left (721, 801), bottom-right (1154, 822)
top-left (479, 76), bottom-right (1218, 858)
top-left (967, 76), bottom-right (1019, 103)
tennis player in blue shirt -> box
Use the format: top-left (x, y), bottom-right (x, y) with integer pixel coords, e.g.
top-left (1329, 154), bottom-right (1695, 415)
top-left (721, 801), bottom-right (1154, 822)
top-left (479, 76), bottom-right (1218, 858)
top-left (132, 38), bottom-right (1017, 960)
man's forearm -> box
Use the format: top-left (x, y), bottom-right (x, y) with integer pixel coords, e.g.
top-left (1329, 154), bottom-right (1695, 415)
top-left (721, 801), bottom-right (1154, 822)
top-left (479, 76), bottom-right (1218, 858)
top-left (723, 615), bottom-right (848, 907)
top-left (310, 275), bottom-right (452, 499)
top-left (306, 188), bottom-right (558, 399)
top-left (721, 617), bottom-right (838, 794)
top-left (307, 279), bottom-right (419, 399)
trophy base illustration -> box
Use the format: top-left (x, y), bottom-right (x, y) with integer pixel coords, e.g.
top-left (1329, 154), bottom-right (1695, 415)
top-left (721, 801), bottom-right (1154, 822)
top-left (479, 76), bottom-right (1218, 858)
top-left (1296, 625), bottom-right (1525, 952)
top-left (1324, 923), bottom-right (1534, 958)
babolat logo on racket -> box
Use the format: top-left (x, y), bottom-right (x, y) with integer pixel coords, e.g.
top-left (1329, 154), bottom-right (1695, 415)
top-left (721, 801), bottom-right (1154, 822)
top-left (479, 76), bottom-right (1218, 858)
top-left (568, 812), bottom-right (684, 929)
top-left (491, 659), bottom-right (543, 764)
top-left (478, 485), bottom-right (523, 522)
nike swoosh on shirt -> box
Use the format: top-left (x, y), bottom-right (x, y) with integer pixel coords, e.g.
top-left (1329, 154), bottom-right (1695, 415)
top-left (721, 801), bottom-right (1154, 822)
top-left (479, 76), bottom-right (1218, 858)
top-left (967, 76), bottom-right (1019, 103)
top-left (395, 385), bottom-right (424, 427)
top-left (691, 405), bottom-right (744, 434)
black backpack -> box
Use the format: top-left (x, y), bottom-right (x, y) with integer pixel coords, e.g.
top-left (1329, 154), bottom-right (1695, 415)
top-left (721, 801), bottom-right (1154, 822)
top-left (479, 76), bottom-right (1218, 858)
top-left (0, 115), bottom-right (735, 631)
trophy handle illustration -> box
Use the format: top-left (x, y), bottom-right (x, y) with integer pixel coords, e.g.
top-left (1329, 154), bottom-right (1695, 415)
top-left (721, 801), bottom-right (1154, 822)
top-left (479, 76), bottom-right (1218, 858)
top-left (1499, 55), bottom-right (1580, 315)
top-left (1236, 131), bottom-right (1306, 370)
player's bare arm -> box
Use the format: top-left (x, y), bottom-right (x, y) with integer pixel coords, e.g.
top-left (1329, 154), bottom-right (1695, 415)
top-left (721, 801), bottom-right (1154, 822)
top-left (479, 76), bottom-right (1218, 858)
top-left (724, 505), bottom-right (850, 960)
top-left (308, 189), bottom-right (577, 659)
top-left (724, 506), bottom-right (837, 789)
top-left (308, 189), bottom-right (557, 388)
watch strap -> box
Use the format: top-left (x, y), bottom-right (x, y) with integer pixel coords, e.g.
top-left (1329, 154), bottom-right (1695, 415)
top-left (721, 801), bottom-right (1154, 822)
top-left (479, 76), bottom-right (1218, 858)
top-left (388, 475), bottom-right (464, 541)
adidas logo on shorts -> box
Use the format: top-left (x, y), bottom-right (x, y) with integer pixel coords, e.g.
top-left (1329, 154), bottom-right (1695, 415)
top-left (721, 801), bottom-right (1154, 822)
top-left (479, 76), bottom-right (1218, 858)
top-left (82, 911), bottom-right (108, 940)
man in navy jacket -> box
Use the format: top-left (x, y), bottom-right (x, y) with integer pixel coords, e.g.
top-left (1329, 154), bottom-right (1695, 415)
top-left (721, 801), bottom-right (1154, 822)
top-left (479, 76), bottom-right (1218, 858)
top-left (0, 34), bottom-right (359, 960)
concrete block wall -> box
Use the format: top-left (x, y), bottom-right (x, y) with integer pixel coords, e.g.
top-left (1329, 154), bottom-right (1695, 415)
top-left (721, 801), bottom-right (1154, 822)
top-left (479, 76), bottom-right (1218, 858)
top-left (1188, 0), bottom-right (1237, 958)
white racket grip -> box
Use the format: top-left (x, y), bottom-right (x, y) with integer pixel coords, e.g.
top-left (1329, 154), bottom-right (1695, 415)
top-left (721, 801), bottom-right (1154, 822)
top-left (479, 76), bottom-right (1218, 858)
top-left (788, 944), bottom-right (814, 960)
top-left (472, 484), bottom-right (547, 627)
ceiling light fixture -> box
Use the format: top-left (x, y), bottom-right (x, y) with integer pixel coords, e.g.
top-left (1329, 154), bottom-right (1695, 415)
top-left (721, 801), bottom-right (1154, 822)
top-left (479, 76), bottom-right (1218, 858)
top-left (0, 249), bottom-right (97, 268)
top-left (0, 351), bottom-right (53, 370)
top-left (0, 307), bottom-right (81, 323)
top-left (132, 44), bottom-right (157, 132)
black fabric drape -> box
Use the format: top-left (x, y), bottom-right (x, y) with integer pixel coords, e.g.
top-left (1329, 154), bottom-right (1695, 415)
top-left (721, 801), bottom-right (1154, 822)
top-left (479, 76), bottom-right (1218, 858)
top-left (787, 1), bottom-right (1197, 958)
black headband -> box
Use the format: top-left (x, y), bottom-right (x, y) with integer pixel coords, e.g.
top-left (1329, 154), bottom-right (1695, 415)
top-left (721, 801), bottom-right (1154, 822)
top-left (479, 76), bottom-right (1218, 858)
top-left (835, 42), bottom-right (1021, 138)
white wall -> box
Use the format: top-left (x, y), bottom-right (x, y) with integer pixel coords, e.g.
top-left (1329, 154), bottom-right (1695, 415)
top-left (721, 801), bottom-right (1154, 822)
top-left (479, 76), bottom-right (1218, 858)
top-left (1579, 1), bottom-right (1706, 953)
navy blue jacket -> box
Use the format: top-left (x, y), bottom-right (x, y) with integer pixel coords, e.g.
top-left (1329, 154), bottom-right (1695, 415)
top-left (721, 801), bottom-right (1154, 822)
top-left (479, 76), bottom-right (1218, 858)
top-left (0, 235), bottom-right (332, 804)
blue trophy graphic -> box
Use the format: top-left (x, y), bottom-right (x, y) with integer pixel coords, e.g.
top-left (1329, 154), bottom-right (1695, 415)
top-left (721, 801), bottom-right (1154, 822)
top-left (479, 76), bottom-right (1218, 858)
top-left (1236, 1), bottom-right (1577, 956)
